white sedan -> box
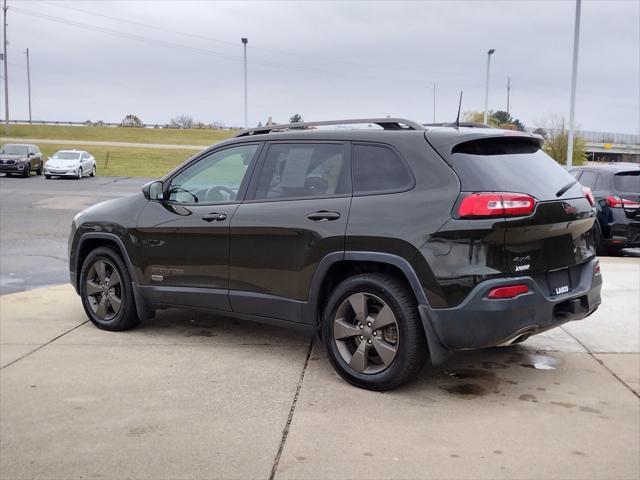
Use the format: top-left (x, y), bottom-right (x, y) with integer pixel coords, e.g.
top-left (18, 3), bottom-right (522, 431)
top-left (44, 150), bottom-right (96, 179)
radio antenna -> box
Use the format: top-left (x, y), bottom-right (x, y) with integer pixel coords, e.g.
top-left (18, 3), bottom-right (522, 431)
top-left (455, 91), bottom-right (463, 128)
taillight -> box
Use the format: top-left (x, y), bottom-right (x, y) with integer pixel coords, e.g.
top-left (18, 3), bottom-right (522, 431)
top-left (606, 195), bottom-right (640, 208)
top-left (488, 284), bottom-right (530, 299)
top-left (582, 186), bottom-right (595, 207)
top-left (458, 192), bottom-right (536, 218)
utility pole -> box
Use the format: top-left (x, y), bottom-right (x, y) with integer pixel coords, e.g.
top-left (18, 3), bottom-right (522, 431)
top-left (3, 0), bottom-right (9, 135)
top-left (566, 0), bottom-right (582, 167)
top-left (483, 49), bottom-right (495, 125)
top-left (506, 76), bottom-right (511, 115)
top-left (25, 47), bottom-right (31, 123)
top-left (241, 37), bottom-right (248, 129)
top-left (432, 83), bottom-right (436, 123)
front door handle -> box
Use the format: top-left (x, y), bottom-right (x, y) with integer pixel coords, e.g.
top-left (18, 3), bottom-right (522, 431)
top-left (307, 211), bottom-right (341, 221)
top-left (201, 213), bottom-right (227, 222)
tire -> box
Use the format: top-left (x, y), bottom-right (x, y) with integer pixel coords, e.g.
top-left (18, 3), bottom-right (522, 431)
top-left (90, 165), bottom-right (96, 177)
top-left (79, 246), bottom-right (140, 331)
top-left (594, 222), bottom-right (607, 256)
top-left (321, 273), bottom-right (428, 391)
top-left (45, 174), bottom-right (52, 179)
top-left (35, 162), bottom-right (43, 175)
top-left (77, 167), bottom-right (83, 180)
top-left (22, 165), bottom-right (30, 177)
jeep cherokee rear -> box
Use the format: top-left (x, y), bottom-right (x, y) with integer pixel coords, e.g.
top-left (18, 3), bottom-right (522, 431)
top-left (68, 118), bottom-right (602, 391)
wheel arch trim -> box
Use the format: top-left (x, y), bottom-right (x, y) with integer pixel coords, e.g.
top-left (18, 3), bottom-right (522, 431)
top-left (74, 232), bottom-right (152, 320)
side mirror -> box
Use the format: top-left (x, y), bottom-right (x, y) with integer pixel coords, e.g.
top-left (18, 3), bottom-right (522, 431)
top-left (142, 180), bottom-right (165, 201)
top-left (28, 152), bottom-right (35, 157)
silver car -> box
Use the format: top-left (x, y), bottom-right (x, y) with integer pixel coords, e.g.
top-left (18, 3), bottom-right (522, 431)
top-left (44, 150), bottom-right (96, 179)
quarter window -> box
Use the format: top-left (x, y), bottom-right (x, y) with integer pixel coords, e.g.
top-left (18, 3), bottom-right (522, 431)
top-left (353, 144), bottom-right (412, 194)
top-left (167, 144), bottom-right (259, 204)
top-left (578, 171), bottom-right (598, 189)
top-left (254, 143), bottom-right (348, 200)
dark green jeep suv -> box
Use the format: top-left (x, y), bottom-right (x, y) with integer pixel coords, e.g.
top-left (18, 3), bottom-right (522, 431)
top-left (69, 118), bottom-right (602, 390)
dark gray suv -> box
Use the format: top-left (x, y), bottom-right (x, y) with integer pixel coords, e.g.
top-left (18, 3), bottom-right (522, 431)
top-left (68, 118), bottom-right (602, 390)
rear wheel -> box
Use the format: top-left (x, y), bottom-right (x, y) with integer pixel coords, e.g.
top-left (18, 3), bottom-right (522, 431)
top-left (79, 247), bottom-right (140, 331)
top-left (90, 165), bottom-right (96, 177)
top-left (321, 273), bottom-right (428, 391)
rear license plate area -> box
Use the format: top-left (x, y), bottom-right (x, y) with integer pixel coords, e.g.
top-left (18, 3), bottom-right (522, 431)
top-left (548, 268), bottom-right (571, 296)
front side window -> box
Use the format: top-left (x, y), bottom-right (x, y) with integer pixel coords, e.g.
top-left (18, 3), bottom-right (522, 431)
top-left (353, 143), bottom-right (412, 194)
top-left (254, 143), bottom-right (348, 200)
top-left (167, 144), bottom-right (259, 204)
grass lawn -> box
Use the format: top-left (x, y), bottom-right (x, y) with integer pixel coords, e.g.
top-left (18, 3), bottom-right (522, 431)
top-left (40, 144), bottom-right (200, 178)
top-left (5, 124), bottom-right (235, 146)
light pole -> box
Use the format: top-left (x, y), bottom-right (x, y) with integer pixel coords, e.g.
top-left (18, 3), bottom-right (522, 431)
top-left (241, 37), bottom-right (248, 129)
top-left (483, 49), bottom-right (495, 125)
top-left (432, 83), bottom-right (436, 123)
top-left (566, 0), bottom-right (582, 167)
top-left (3, 0), bottom-right (9, 135)
top-left (25, 47), bottom-right (31, 124)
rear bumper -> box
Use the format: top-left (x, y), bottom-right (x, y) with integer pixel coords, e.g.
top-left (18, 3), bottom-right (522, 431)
top-left (421, 257), bottom-right (602, 351)
top-left (606, 221), bottom-right (640, 248)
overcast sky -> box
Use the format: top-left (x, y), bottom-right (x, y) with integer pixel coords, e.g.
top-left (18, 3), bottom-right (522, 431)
top-left (3, 0), bottom-right (639, 133)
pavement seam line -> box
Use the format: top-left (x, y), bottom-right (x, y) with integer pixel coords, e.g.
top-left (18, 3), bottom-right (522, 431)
top-left (560, 326), bottom-right (640, 399)
top-left (269, 337), bottom-right (314, 480)
top-left (1, 320), bottom-right (89, 369)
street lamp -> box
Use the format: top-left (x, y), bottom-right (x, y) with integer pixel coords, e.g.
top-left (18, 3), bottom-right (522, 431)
top-left (241, 37), bottom-right (248, 129)
top-left (566, 0), bottom-right (582, 167)
top-left (483, 49), bottom-right (495, 125)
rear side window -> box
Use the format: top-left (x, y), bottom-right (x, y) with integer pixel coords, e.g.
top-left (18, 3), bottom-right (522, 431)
top-left (579, 171), bottom-right (598, 189)
top-left (613, 171), bottom-right (640, 193)
top-left (353, 143), bottom-right (412, 194)
top-left (254, 143), bottom-right (349, 200)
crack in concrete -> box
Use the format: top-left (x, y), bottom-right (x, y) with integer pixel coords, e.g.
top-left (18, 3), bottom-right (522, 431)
top-left (269, 337), bottom-right (314, 480)
top-left (561, 326), bottom-right (639, 399)
top-left (1, 320), bottom-right (89, 369)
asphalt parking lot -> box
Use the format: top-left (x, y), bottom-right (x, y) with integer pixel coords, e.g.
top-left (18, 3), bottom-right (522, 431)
top-left (1, 174), bottom-right (639, 479)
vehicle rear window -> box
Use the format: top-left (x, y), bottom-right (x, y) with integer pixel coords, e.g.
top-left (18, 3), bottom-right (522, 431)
top-left (613, 171), bottom-right (640, 193)
top-left (353, 143), bottom-right (412, 194)
top-left (449, 137), bottom-right (578, 201)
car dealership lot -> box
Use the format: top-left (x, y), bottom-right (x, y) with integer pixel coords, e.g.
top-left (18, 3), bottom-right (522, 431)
top-left (0, 174), bottom-right (639, 479)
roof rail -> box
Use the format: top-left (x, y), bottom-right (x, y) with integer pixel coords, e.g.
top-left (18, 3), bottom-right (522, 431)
top-left (234, 117), bottom-right (425, 137)
top-left (423, 122), bottom-right (494, 129)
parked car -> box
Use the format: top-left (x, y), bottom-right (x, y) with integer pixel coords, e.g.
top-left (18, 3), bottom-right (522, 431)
top-left (0, 143), bottom-right (43, 177)
top-left (569, 163), bottom-right (640, 255)
top-left (45, 150), bottom-right (96, 179)
top-left (68, 118), bottom-right (602, 390)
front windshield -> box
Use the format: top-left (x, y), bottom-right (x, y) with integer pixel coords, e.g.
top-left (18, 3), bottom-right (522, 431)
top-left (53, 152), bottom-right (81, 160)
top-left (1, 145), bottom-right (28, 155)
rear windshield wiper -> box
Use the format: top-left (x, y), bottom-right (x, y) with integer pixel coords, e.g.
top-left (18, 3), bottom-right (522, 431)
top-left (556, 180), bottom-right (577, 198)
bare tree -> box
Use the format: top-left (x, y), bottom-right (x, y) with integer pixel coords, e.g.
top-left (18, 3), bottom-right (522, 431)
top-left (170, 114), bottom-right (194, 129)
top-left (121, 114), bottom-right (143, 127)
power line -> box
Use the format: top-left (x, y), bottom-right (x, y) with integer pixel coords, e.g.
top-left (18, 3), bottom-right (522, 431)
top-left (41, 0), bottom-right (478, 80)
top-left (13, 6), bottom-right (465, 90)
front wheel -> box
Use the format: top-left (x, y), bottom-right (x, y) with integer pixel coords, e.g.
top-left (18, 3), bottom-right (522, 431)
top-left (22, 165), bottom-right (30, 177)
top-left (77, 167), bottom-right (83, 179)
top-left (321, 273), bottom-right (428, 391)
top-left (79, 246), bottom-right (140, 331)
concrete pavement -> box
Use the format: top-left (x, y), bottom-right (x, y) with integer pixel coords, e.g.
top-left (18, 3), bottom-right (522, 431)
top-left (1, 258), bottom-right (638, 479)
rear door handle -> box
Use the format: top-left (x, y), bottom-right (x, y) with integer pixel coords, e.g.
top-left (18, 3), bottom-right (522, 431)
top-left (307, 211), bottom-right (341, 221)
top-left (201, 213), bottom-right (227, 222)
